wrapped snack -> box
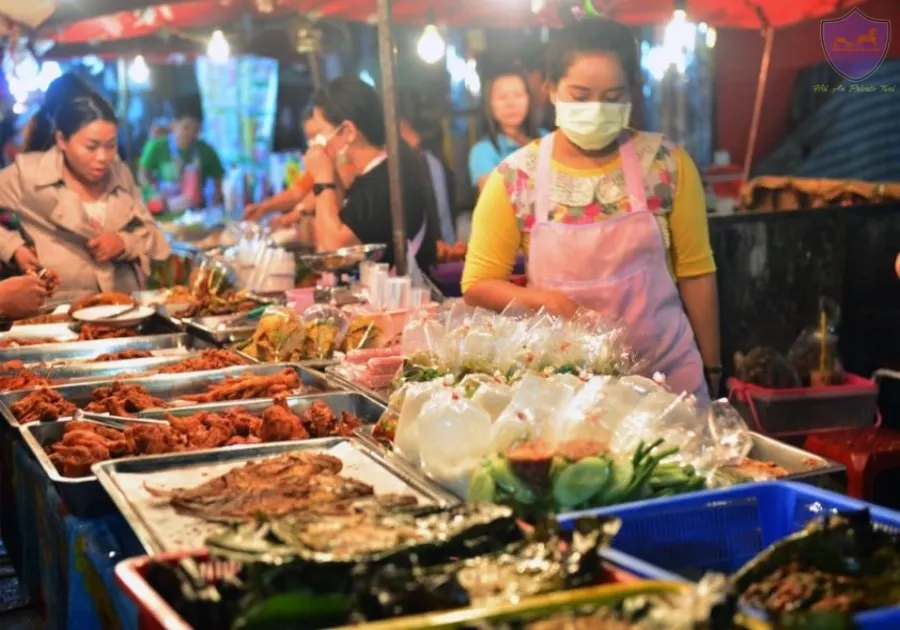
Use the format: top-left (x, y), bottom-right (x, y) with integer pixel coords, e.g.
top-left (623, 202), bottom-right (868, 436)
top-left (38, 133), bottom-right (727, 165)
top-left (788, 298), bottom-right (844, 386)
top-left (394, 313), bottom-right (449, 387)
top-left (239, 306), bottom-right (306, 362)
top-left (491, 372), bottom-right (578, 453)
top-left (342, 313), bottom-right (388, 352)
top-left (419, 391), bottom-right (493, 497)
top-left (394, 379), bottom-right (454, 466)
top-left (466, 375), bottom-right (514, 421)
top-left (299, 290), bottom-right (347, 360)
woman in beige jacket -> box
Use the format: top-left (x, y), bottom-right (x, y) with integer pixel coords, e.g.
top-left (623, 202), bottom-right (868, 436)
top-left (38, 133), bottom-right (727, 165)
top-left (0, 91), bottom-right (169, 301)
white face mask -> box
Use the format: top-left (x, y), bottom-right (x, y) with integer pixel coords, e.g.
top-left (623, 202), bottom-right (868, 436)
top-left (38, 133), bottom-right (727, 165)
top-left (555, 101), bottom-right (632, 151)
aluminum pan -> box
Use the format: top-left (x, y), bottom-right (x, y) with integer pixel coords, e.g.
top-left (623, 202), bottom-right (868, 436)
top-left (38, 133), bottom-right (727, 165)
top-left (137, 391), bottom-right (386, 425)
top-left (20, 417), bottom-right (164, 517)
top-left (0, 363), bottom-right (341, 429)
top-left (0, 332), bottom-right (193, 366)
top-left (321, 365), bottom-right (390, 405)
top-left (93, 437), bottom-right (459, 553)
top-left (184, 315), bottom-right (257, 345)
top-left (748, 431), bottom-right (845, 481)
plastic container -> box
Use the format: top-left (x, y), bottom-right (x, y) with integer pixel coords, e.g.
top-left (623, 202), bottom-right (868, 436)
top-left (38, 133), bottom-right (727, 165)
top-left (116, 549), bottom-right (642, 630)
top-left (727, 372), bottom-right (879, 438)
top-left (559, 481), bottom-right (900, 630)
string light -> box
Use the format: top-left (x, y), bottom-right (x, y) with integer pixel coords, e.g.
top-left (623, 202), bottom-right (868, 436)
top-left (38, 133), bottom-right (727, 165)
top-left (207, 30), bottom-right (231, 64)
top-left (417, 24), bottom-right (446, 64)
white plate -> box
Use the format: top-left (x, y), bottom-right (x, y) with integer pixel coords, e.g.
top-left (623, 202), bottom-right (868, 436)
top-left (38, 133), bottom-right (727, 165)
top-left (72, 305), bottom-right (156, 328)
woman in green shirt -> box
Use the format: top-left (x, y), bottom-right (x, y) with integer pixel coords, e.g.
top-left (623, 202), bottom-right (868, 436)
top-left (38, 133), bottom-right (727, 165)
top-left (139, 103), bottom-right (224, 213)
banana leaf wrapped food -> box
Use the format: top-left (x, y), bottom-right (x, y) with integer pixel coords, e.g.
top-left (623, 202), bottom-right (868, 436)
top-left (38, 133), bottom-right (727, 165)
top-left (733, 508), bottom-right (900, 623)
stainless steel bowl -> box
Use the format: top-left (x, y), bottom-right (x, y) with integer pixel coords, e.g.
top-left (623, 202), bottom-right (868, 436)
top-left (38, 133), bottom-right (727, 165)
top-left (296, 243), bottom-right (387, 273)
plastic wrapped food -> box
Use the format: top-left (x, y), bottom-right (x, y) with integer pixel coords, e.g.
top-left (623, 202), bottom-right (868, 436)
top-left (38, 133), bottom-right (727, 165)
top-left (300, 301), bottom-right (347, 360)
top-left (239, 306), bottom-right (306, 362)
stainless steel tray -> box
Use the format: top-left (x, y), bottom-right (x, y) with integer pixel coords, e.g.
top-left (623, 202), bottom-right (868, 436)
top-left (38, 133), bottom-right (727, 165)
top-left (0, 313), bottom-right (184, 363)
top-left (321, 365), bottom-right (390, 405)
top-left (20, 417), bottom-right (162, 517)
top-left (93, 437), bottom-right (459, 553)
top-left (0, 363), bottom-right (341, 429)
top-left (137, 391), bottom-right (385, 424)
top-left (749, 431), bottom-right (845, 483)
top-left (183, 315), bottom-right (258, 345)
top-left (0, 332), bottom-right (194, 368)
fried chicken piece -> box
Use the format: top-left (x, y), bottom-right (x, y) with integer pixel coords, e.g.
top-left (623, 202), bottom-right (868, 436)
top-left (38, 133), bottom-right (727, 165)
top-left (332, 411), bottom-right (363, 437)
top-left (260, 398), bottom-right (308, 442)
top-left (79, 325), bottom-right (139, 341)
top-left (0, 360), bottom-right (25, 371)
top-left (125, 424), bottom-right (185, 455)
top-left (303, 400), bottom-right (336, 438)
top-left (0, 369), bottom-right (52, 392)
top-left (180, 369), bottom-right (301, 404)
top-left (189, 413), bottom-right (238, 450)
top-left (225, 435), bottom-right (262, 447)
top-left (85, 382), bottom-right (166, 417)
top-left (92, 350), bottom-right (153, 362)
top-left (157, 350), bottom-right (247, 374)
top-left (219, 408), bottom-right (261, 438)
top-left (10, 388), bottom-right (78, 424)
top-left (0, 337), bottom-right (61, 349)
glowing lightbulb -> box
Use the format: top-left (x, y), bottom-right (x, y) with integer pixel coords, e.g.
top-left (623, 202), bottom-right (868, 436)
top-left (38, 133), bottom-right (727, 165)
top-left (417, 24), bottom-right (445, 64)
top-left (128, 55), bottom-right (150, 85)
top-left (706, 26), bottom-right (717, 48)
top-left (207, 30), bottom-right (231, 64)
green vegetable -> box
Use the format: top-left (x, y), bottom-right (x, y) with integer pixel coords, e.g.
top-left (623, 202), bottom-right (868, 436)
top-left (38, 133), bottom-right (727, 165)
top-left (234, 592), bottom-right (353, 629)
top-left (552, 457), bottom-right (611, 511)
top-left (596, 459), bottom-right (634, 505)
top-left (487, 456), bottom-right (536, 505)
top-left (467, 468), bottom-right (496, 503)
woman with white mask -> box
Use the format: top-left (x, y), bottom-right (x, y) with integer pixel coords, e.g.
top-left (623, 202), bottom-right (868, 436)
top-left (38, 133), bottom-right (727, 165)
top-left (461, 17), bottom-right (720, 404)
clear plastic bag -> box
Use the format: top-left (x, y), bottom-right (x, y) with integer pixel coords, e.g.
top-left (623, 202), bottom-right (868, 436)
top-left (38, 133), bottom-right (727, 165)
top-left (299, 301), bottom-right (347, 360)
top-left (490, 372), bottom-right (578, 453)
top-left (238, 306), bottom-right (306, 362)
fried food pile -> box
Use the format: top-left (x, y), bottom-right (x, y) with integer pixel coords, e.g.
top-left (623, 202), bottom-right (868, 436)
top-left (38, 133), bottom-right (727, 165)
top-left (34, 268), bottom-right (61, 295)
top-left (0, 336), bottom-right (61, 349)
top-left (178, 368), bottom-right (304, 404)
top-left (69, 292), bottom-right (135, 316)
top-left (147, 452), bottom-right (376, 520)
top-left (0, 368), bottom-right (53, 392)
top-left (175, 292), bottom-right (257, 318)
top-left (78, 324), bottom-right (138, 341)
top-left (84, 382), bottom-right (166, 416)
top-left (13, 313), bottom-right (71, 326)
top-left (157, 349), bottom-right (247, 374)
top-left (10, 388), bottom-right (78, 424)
top-left (45, 400), bottom-right (364, 478)
top-left (93, 349), bottom-right (154, 362)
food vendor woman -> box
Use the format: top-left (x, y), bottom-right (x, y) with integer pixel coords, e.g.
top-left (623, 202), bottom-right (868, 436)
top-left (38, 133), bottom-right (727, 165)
top-left (0, 91), bottom-right (170, 301)
top-left (462, 18), bottom-right (721, 403)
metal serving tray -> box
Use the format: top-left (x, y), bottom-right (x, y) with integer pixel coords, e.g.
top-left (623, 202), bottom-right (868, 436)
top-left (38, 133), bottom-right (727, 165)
top-left (0, 313), bottom-right (184, 362)
top-left (0, 363), bottom-right (341, 429)
top-left (321, 365), bottom-right (390, 405)
top-left (0, 332), bottom-right (194, 367)
top-left (748, 431), bottom-right (845, 484)
top-left (20, 417), bottom-right (163, 517)
top-left (137, 391), bottom-right (385, 424)
top-left (183, 315), bottom-right (258, 345)
top-left (93, 437), bottom-right (459, 554)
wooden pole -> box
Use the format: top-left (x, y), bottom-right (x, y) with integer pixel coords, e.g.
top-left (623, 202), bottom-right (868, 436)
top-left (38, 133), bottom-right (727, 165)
top-left (376, 0), bottom-right (409, 275)
top-left (742, 26), bottom-right (775, 183)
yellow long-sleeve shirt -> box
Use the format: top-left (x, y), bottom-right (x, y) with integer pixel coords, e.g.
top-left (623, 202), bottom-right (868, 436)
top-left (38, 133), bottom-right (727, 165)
top-left (461, 131), bottom-right (716, 294)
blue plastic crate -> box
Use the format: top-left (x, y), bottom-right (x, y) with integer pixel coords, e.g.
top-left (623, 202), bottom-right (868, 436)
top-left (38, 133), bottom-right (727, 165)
top-left (559, 481), bottom-right (900, 630)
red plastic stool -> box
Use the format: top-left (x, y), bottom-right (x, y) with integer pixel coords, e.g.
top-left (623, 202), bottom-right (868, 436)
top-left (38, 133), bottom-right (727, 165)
top-left (804, 427), bottom-right (900, 501)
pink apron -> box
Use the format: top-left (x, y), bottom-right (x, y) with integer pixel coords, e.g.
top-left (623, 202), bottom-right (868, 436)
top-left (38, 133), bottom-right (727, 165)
top-left (529, 133), bottom-right (709, 405)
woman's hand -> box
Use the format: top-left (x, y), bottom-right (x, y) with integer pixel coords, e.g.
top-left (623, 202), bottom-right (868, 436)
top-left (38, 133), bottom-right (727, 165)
top-left (12, 246), bottom-right (39, 273)
top-left (0, 275), bottom-right (48, 319)
top-left (304, 146), bottom-right (336, 183)
top-left (540, 290), bottom-right (580, 319)
top-left (270, 209), bottom-right (302, 229)
top-left (244, 203), bottom-right (267, 221)
top-left (88, 233), bottom-right (126, 263)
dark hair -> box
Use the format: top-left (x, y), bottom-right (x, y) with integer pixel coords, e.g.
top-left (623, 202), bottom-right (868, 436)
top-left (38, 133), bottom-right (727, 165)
top-left (24, 73), bottom-right (96, 152)
top-left (313, 77), bottom-right (386, 147)
top-left (54, 91), bottom-right (117, 139)
top-left (482, 70), bottom-right (539, 153)
top-left (174, 99), bottom-right (204, 123)
top-left (546, 18), bottom-right (639, 86)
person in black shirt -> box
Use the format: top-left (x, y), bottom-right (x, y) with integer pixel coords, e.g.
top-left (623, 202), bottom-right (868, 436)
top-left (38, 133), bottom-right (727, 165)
top-left (302, 78), bottom-right (436, 273)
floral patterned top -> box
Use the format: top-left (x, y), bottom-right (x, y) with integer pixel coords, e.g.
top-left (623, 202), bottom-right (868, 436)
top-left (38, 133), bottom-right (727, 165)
top-left (461, 130), bottom-right (715, 292)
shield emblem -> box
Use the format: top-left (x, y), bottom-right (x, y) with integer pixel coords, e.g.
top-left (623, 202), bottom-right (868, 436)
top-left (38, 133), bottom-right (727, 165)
top-left (821, 8), bottom-right (891, 82)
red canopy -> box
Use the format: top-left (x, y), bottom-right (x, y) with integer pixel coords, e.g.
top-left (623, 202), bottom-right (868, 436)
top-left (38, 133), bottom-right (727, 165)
top-left (42, 0), bottom-right (868, 46)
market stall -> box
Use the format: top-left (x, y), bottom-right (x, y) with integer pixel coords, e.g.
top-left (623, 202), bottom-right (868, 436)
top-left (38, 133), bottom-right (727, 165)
top-left (3, 235), bottom-right (900, 628)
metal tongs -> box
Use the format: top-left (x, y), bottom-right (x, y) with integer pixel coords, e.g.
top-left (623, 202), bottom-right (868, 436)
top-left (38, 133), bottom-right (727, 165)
top-left (73, 409), bottom-right (169, 430)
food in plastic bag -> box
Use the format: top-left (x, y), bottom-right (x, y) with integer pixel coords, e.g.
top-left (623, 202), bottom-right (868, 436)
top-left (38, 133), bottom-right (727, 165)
top-left (239, 306), bottom-right (306, 362)
top-left (609, 390), bottom-right (697, 459)
top-left (491, 372), bottom-right (578, 453)
top-left (418, 393), bottom-right (492, 497)
top-left (393, 380), bottom-right (453, 466)
top-left (300, 301), bottom-right (347, 360)
top-left (342, 314), bottom-right (388, 352)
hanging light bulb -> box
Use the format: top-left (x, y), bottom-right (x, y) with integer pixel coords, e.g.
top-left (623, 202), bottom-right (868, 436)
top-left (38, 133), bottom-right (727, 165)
top-left (128, 55), bottom-right (151, 85)
top-left (207, 30), bottom-right (231, 64)
top-left (417, 24), bottom-right (446, 64)
top-left (660, 2), bottom-right (696, 75)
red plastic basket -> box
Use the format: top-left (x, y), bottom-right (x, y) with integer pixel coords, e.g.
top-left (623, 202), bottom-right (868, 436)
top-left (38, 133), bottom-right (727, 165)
top-left (115, 550), bottom-right (642, 630)
top-left (727, 372), bottom-right (880, 439)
